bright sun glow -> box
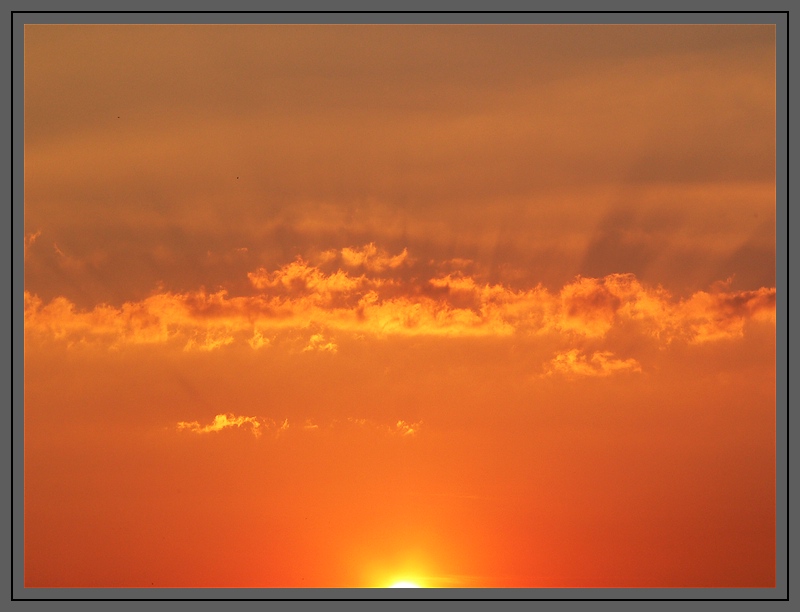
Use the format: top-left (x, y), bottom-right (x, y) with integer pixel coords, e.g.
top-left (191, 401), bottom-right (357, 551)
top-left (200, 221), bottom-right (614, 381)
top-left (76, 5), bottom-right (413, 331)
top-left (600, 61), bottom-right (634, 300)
top-left (389, 580), bottom-right (421, 588)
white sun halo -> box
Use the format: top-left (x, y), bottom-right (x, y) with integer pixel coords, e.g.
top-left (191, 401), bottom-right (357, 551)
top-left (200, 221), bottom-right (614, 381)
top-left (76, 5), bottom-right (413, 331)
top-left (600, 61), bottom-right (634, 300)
top-left (389, 581), bottom-right (421, 588)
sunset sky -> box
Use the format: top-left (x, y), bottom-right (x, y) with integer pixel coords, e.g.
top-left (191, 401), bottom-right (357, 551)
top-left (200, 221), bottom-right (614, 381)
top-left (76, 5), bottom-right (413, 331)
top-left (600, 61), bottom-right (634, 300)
top-left (23, 24), bottom-right (776, 589)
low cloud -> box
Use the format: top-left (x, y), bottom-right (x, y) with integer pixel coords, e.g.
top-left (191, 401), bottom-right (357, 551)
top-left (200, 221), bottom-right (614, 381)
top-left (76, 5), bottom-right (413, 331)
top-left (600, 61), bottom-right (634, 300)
top-left (248, 258), bottom-right (371, 297)
top-left (175, 415), bottom-right (422, 439)
top-left (339, 243), bottom-right (410, 272)
top-left (394, 420), bottom-right (422, 436)
top-left (177, 413), bottom-right (262, 437)
top-left (545, 349), bottom-right (643, 377)
top-left (557, 276), bottom-right (622, 338)
top-left (184, 330), bottom-right (235, 352)
top-left (678, 286), bottom-right (776, 343)
top-left (247, 329), bottom-right (270, 350)
top-left (302, 333), bottom-right (338, 353)
top-left (24, 246), bottom-right (775, 352)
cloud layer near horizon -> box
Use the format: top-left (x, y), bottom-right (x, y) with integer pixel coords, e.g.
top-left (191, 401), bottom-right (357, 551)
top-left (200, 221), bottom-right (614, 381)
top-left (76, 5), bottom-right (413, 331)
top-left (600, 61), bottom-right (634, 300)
top-left (24, 244), bottom-right (775, 372)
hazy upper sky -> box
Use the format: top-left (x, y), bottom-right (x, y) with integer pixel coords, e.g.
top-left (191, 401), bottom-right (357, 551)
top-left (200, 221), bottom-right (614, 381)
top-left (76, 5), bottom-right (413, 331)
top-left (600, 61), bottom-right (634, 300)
top-left (24, 24), bottom-right (776, 589)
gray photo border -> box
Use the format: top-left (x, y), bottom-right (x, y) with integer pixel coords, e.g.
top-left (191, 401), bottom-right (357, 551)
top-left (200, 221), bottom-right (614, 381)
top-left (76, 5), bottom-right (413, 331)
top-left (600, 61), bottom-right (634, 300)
top-left (5, 1), bottom-right (793, 607)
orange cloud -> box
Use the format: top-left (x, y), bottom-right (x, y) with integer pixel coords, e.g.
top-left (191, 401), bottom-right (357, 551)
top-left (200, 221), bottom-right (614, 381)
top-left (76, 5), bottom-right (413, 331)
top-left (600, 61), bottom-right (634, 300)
top-left (676, 286), bottom-right (776, 344)
top-left (394, 420), bottom-right (422, 436)
top-left (175, 415), bottom-right (422, 440)
top-left (545, 349), bottom-right (643, 377)
top-left (556, 276), bottom-right (622, 338)
top-left (183, 330), bottom-right (235, 352)
top-left (248, 258), bottom-right (370, 295)
top-left (302, 333), bottom-right (338, 353)
top-left (24, 248), bottom-right (775, 353)
top-left (247, 329), bottom-right (270, 350)
top-left (177, 413), bottom-right (262, 437)
top-left (339, 243), bottom-right (409, 272)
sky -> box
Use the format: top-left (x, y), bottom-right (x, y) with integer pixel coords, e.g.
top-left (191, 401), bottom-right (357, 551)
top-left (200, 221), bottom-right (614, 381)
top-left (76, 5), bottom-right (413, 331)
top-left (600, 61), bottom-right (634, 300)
top-left (23, 24), bottom-right (776, 589)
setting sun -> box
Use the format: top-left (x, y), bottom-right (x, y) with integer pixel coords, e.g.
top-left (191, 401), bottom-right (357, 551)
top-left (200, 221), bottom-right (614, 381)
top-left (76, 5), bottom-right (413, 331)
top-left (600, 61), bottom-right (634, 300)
top-left (389, 581), bottom-right (422, 588)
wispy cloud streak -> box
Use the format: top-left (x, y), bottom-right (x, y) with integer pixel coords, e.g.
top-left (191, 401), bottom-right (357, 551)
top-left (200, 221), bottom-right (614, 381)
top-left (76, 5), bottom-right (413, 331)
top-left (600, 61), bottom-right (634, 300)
top-left (176, 414), bottom-right (423, 439)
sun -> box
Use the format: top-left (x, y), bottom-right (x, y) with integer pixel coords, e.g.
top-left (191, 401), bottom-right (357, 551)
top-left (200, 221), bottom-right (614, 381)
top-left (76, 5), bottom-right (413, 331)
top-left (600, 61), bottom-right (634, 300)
top-left (389, 580), bottom-right (422, 588)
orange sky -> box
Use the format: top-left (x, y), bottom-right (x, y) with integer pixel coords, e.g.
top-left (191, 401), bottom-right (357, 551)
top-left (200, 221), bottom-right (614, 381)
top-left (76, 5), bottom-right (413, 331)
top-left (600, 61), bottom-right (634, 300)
top-left (23, 24), bottom-right (776, 589)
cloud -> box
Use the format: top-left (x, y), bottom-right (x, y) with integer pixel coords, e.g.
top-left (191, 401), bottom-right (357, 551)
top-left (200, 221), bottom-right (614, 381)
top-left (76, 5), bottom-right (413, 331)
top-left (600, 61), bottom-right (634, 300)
top-left (24, 25), bottom-right (774, 320)
top-left (247, 258), bottom-right (374, 309)
top-left (183, 330), bottom-right (235, 352)
top-left (24, 230), bottom-right (42, 260)
top-left (677, 286), bottom-right (776, 343)
top-left (545, 349), bottom-right (643, 377)
top-left (53, 242), bottom-right (85, 273)
top-left (24, 247), bottom-right (775, 351)
top-left (394, 420), bottom-right (422, 436)
top-left (555, 276), bottom-right (622, 338)
top-left (437, 257), bottom-right (475, 271)
top-left (249, 258), bottom-right (365, 294)
top-left (339, 243), bottom-right (410, 272)
top-left (302, 333), bottom-right (338, 353)
top-left (175, 415), bottom-right (422, 439)
top-left (177, 413), bottom-right (262, 437)
top-left (247, 329), bottom-right (270, 350)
